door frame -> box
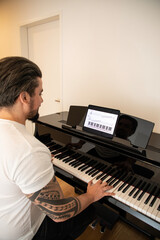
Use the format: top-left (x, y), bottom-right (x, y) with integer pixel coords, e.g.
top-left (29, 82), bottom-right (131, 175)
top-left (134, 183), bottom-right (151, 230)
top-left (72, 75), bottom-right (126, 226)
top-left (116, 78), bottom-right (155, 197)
top-left (20, 14), bottom-right (63, 134)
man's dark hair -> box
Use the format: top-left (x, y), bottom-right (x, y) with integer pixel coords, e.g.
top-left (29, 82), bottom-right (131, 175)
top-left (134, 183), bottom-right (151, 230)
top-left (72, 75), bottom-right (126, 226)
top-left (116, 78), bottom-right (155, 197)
top-left (0, 56), bottom-right (42, 107)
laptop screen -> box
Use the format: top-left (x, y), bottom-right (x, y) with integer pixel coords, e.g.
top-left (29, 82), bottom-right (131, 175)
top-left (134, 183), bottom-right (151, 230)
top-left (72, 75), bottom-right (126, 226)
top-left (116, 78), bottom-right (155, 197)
top-left (83, 105), bottom-right (120, 139)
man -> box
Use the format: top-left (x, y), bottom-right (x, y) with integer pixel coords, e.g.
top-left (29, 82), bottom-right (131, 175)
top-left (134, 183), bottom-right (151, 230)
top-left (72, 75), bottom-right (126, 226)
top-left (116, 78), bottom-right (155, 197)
top-left (0, 56), bottom-right (114, 240)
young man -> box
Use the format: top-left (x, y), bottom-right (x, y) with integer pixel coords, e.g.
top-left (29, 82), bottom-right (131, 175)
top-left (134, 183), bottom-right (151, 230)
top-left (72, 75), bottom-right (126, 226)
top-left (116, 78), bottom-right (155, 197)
top-left (0, 56), bottom-right (114, 240)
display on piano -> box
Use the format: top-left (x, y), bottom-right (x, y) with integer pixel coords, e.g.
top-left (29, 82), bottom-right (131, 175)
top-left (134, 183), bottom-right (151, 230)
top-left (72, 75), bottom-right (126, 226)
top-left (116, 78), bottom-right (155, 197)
top-left (35, 105), bottom-right (160, 239)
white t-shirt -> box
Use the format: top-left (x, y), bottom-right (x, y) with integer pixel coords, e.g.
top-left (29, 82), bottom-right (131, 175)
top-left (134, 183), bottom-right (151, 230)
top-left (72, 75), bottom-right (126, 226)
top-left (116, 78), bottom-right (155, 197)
top-left (0, 119), bottom-right (54, 240)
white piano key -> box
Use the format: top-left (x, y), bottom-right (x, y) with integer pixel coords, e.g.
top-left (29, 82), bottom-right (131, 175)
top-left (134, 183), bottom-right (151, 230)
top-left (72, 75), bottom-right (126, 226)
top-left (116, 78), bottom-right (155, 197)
top-left (51, 150), bottom-right (160, 224)
top-left (128, 189), bottom-right (143, 209)
top-left (147, 198), bottom-right (160, 219)
top-left (106, 180), bottom-right (125, 194)
top-left (53, 157), bottom-right (95, 183)
top-left (155, 208), bottom-right (160, 222)
top-left (141, 195), bottom-right (155, 215)
top-left (92, 174), bottom-right (110, 184)
top-left (136, 192), bottom-right (151, 214)
top-left (136, 192), bottom-right (150, 212)
top-left (152, 200), bottom-right (160, 220)
top-left (119, 185), bottom-right (135, 205)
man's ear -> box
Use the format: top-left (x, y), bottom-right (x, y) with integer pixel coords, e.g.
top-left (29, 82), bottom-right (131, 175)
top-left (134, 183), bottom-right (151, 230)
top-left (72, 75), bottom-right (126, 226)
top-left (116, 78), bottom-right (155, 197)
top-left (19, 92), bottom-right (31, 104)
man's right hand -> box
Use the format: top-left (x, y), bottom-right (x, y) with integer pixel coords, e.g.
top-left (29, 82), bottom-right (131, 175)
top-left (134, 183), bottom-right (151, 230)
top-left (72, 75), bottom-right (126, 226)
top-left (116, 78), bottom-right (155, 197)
top-left (86, 180), bottom-right (115, 202)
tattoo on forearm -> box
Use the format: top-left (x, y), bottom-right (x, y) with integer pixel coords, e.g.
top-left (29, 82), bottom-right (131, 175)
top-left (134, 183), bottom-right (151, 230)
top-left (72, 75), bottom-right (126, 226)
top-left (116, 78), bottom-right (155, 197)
top-left (28, 183), bottom-right (81, 221)
top-left (35, 196), bottom-right (81, 220)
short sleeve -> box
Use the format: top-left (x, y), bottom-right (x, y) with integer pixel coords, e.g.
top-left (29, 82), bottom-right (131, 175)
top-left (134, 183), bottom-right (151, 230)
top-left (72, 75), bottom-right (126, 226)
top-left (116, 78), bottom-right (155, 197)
top-left (13, 146), bottom-right (54, 194)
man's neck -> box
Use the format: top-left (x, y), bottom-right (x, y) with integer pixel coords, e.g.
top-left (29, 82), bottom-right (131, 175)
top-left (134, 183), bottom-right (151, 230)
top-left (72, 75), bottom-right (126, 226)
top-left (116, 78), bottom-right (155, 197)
top-left (0, 107), bottom-right (25, 125)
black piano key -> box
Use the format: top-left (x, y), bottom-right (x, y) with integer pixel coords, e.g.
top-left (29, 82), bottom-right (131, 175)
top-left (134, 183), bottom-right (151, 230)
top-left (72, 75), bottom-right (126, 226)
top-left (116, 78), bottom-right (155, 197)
top-left (133, 181), bottom-right (147, 199)
top-left (77, 158), bottom-right (90, 170)
top-left (52, 147), bottom-right (66, 155)
top-left (68, 159), bottom-right (78, 165)
top-left (79, 165), bottom-right (90, 172)
top-left (72, 159), bottom-right (84, 167)
top-left (62, 153), bottom-right (80, 162)
top-left (122, 177), bottom-right (137, 193)
top-left (90, 163), bottom-right (105, 177)
top-left (149, 188), bottom-right (160, 207)
top-left (129, 179), bottom-right (143, 197)
top-left (144, 186), bottom-right (157, 205)
top-left (63, 156), bottom-right (76, 163)
top-left (87, 168), bottom-right (98, 176)
top-left (83, 164), bottom-right (94, 174)
top-left (52, 150), bottom-right (61, 155)
top-left (80, 158), bottom-right (95, 169)
top-left (108, 171), bottom-right (124, 186)
top-left (100, 174), bottom-right (108, 181)
top-left (71, 157), bottom-right (83, 166)
top-left (85, 162), bottom-right (99, 174)
top-left (122, 184), bottom-right (132, 193)
top-left (79, 160), bottom-right (96, 171)
top-left (133, 186), bottom-right (143, 199)
top-left (108, 177), bottom-right (118, 186)
top-left (96, 166), bottom-right (111, 180)
top-left (91, 164), bottom-right (105, 177)
top-left (117, 175), bottom-right (133, 192)
top-left (100, 168), bottom-right (115, 181)
top-left (91, 169), bottom-right (100, 177)
top-left (157, 205), bottom-right (160, 211)
top-left (46, 141), bottom-right (56, 147)
top-left (102, 168), bottom-right (116, 182)
top-left (81, 156), bottom-right (91, 165)
top-left (56, 150), bottom-right (73, 159)
top-left (95, 172), bottom-right (105, 180)
top-left (62, 156), bottom-right (72, 162)
top-left (82, 166), bottom-right (93, 173)
top-left (80, 157), bottom-right (92, 168)
top-left (73, 160), bottom-right (85, 168)
top-left (107, 170), bottom-right (121, 185)
top-left (72, 161), bottom-right (81, 167)
top-left (87, 163), bottom-right (102, 175)
top-left (55, 152), bottom-right (66, 159)
top-left (95, 163), bottom-right (105, 172)
top-left (64, 153), bottom-right (81, 163)
top-left (137, 183), bottom-right (151, 201)
top-left (49, 144), bottom-right (62, 151)
top-left (106, 176), bottom-right (114, 184)
top-left (69, 156), bottom-right (84, 166)
top-left (58, 153), bottom-right (70, 160)
top-left (149, 196), bottom-right (157, 208)
top-left (113, 173), bottom-right (129, 188)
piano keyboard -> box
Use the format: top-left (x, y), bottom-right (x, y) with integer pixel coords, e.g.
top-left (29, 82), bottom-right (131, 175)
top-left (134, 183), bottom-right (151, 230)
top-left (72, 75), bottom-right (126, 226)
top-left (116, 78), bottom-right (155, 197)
top-left (47, 141), bottom-right (160, 224)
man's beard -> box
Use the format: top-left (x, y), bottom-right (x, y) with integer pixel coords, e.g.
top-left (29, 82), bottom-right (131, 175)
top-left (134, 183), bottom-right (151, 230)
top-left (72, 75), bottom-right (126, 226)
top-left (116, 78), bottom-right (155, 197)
top-left (27, 98), bottom-right (40, 122)
top-left (28, 111), bottom-right (39, 122)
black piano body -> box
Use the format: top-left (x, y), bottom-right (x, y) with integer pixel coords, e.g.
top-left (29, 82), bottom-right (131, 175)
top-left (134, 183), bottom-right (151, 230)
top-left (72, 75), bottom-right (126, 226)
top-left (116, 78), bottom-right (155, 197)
top-left (35, 110), bottom-right (160, 239)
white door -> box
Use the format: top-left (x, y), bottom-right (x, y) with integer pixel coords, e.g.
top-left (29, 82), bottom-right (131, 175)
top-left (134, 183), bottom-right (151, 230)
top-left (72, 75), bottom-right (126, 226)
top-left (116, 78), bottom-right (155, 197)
top-left (27, 18), bottom-right (61, 117)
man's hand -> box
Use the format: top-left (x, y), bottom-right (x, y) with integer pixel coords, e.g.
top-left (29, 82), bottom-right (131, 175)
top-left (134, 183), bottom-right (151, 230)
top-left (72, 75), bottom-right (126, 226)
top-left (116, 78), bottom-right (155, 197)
top-left (86, 180), bottom-right (115, 202)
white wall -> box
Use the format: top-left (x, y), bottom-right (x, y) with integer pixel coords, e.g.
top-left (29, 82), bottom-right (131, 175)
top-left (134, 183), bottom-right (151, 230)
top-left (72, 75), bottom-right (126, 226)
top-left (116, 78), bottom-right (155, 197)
top-left (0, 0), bottom-right (160, 133)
